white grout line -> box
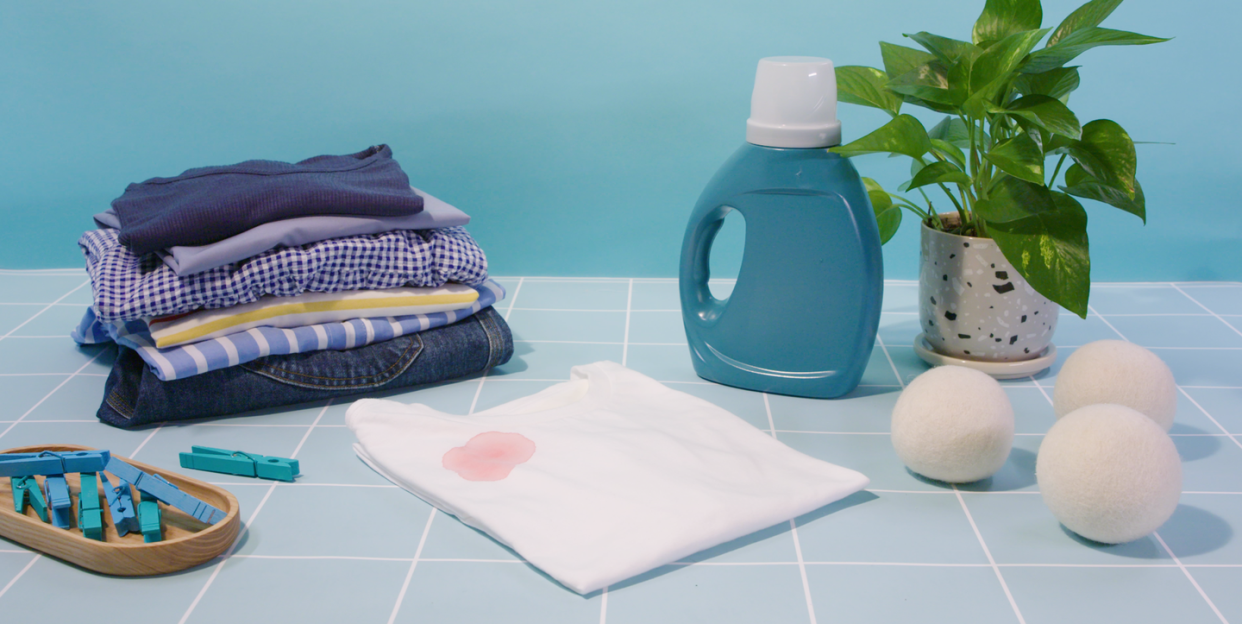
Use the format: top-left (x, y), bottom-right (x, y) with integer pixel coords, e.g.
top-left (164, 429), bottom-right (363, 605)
top-left (508, 307), bottom-right (631, 313)
top-left (620, 279), bottom-right (633, 368)
top-left (0, 553), bottom-right (41, 600)
top-left (598, 586), bottom-right (609, 624)
top-left (1171, 284), bottom-right (1242, 340)
top-left (178, 480), bottom-right (281, 624)
top-left (503, 277), bottom-right (525, 322)
top-left (1177, 387), bottom-right (1242, 452)
top-left (786, 518), bottom-right (818, 624)
top-left (1088, 304), bottom-right (1129, 342)
top-left (1153, 532), bottom-right (1229, 623)
top-left (764, 393), bottom-right (776, 436)
top-left (1087, 313), bottom-right (1215, 317)
top-left (953, 486), bottom-right (1026, 624)
top-left (0, 302), bottom-right (91, 306)
top-left (177, 401), bottom-right (329, 624)
top-left (2, 335), bottom-right (85, 339)
top-left (0, 347), bottom-right (110, 442)
top-left (0, 268), bottom-right (87, 275)
top-left (200, 553), bottom-right (1242, 568)
top-left (763, 395), bottom-right (817, 624)
top-left (874, 333), bottom-right (905, 389)
top-left (0, 279), bottom-right (90, 343)
top-left (0, 372), bottom-right (104, 376)
top-left (1028, 374), bottom-right (1055, 404)
top-left (288, 400), bottom-right (331, 459)
top-left (128, 424), bottom-right (164, 459)
top-left (191, 423), bottom-right (315, 428)
top-left (466, 278), bottom-right (525, 415)
top-left (387, 509), bottom-right (438, 624)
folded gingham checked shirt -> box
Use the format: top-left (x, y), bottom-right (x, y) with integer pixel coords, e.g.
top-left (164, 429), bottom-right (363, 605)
top-left (80, 226), bottom-right (488, 322)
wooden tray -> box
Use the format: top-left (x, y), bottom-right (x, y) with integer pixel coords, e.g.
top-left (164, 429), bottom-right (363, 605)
top-left (0, 444), bottom-right (241, 576)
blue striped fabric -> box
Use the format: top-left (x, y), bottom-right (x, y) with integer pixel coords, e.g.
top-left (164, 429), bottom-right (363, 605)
top-left (72, 280), bottom-right (505, 381)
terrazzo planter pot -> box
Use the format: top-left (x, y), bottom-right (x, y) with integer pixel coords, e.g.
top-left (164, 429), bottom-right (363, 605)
top-left (919, 214), bottom-right (1058, 362)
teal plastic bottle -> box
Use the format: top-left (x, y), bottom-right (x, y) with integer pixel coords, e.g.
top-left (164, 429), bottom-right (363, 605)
top-left (679, 57), bottom-right (883, 399)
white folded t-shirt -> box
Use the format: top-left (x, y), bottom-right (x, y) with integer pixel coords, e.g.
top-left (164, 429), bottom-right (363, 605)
top-left (347, 361), bottom-right (869, 594)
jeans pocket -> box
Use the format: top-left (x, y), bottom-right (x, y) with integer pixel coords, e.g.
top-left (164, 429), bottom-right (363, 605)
top-left (241, 333), bottom-right (425, 390)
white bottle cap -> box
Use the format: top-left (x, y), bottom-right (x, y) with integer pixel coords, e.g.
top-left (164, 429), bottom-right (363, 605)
top-left (746, 57), bottom-right (841, 148)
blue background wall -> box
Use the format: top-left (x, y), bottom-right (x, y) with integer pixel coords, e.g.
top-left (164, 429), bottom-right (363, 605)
top-left (3, 0), bottom-right (1237, 281)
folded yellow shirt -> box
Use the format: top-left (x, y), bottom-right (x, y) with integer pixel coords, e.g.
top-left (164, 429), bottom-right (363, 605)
top-left (148, 284), bottom-right (479, 348)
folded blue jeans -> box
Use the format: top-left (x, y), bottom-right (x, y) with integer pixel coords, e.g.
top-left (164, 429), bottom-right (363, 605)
top-left (97, 307), bottom-right (513, 428)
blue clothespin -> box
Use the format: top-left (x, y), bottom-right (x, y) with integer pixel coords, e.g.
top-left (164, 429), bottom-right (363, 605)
top-left (11, 476), bottom-right (49, 523)
top-left (179, 446), bottom-right (299, 482)
top-left (137, 489), bottom-right (162, 543)
top-left (42, 475), bottom-right (72, 529)
top-left (0, 450), bottom-right (110, 478)
top-left (77, 472), bottom-right (104, 541)
top-left (104, 456), bottom-right (227, 525)
top-left (99, 472), bottom-right (138, 537)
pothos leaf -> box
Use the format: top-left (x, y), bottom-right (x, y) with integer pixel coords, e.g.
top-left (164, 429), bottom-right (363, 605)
top-left (906, 32), bottom-right (981, 64)
top-left (1061, 163), bottom-right (1146, 222)
top-left (836, 66), bottom-right (903, 116)
top-left (1065, 119), bottom-right (1137, 198)
top-left (862, 177), bottom-right (902, 244)
top-left (829, 114), bottom-right (933, 159)
top-left (987, 191), bottom-right (1091, 318)
top-left (1022, 27), bottom-right (1169, 74)
top-left (990, 95), bottom-right (1082, 139)
top-left (973, 0), bottom-right (1043, 45)
top-left (908, 160), bottom-right (971, 190)
top-left (975, 174), bottom-right (1056, 222)
top-left (880, 42), bottom-right (936, 79)
top-left (985, 132), bottom-right (1046, 184)
top-left (1047, 0), bottom-right (1124, 47)
top-left (1013, 66), bottom-right (1081, 100)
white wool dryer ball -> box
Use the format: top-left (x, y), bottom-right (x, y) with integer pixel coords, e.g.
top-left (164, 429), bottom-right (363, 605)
top-left (891, 365), bottom-right (1014, 483)
top-left (1037, 403), bottom-right (1182, 544)
top-left (1053, 340), bottom-right (1177, 430)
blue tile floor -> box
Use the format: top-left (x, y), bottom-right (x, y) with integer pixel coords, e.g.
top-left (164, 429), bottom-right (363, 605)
top-left (1, 270), bottom-right (1241, 624)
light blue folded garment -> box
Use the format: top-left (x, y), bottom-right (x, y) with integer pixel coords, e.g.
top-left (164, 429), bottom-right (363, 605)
top-left (72, 280), bottom-right (504, 381)
top-left (94, 186), bottom-right (471, 276)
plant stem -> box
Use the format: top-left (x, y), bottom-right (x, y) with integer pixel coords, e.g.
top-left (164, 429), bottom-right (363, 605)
top-left (1049, 153), bottom-right (1068, 187)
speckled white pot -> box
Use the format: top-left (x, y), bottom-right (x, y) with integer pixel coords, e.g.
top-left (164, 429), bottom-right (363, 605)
top-left (919, 216), bottom-right (1058, 361)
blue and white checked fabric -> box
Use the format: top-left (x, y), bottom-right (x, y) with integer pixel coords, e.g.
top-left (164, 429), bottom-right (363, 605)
top-left (72, 280), bottom-right (505, 381)
top-left (80, 226), bottom-right (488, 323)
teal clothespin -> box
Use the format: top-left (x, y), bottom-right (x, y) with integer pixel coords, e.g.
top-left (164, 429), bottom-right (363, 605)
top-left (137, 489), bottom-right (162, 543)
top-left (43, 475), bottom-right (72, 529)
top-left (179, 446), bottom-right (299, 482)
top-left (0, 450), bottom-right (110, 477)
top-left (99, 472), bottom-right (138, 537)
top-left (104, 456), bottom-right (227, 525)
top-left (77, 472), bottom-right (104, 541)
top-left (11, 476), bottom-right (49, 523)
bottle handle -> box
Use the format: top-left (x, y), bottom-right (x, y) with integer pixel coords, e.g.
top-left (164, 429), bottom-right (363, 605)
top-left (680, 203), bottom-right (733, 326)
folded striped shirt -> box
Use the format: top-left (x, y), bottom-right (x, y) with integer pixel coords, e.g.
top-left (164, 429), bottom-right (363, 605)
top-left (148, 284), bottom-right (481, 348)
top-left (80, 225), bottom-right (488, 323)
top-left (72, 281), bottom-right (504, 381)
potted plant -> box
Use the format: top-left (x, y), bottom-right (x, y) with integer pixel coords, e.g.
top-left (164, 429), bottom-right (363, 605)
top-left (830, 0), bottom-right (1166, 366)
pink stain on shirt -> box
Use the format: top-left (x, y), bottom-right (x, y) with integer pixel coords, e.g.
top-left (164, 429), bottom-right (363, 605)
top-left (442, 431), bottom-right (537, 481)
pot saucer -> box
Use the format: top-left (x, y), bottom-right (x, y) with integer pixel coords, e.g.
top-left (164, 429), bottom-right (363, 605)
top-left (913, 333), bottom-right (1056, 380)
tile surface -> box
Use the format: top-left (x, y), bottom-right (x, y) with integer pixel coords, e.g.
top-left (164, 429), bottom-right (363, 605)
top-left (0, 275), bottom-right (1239, 623)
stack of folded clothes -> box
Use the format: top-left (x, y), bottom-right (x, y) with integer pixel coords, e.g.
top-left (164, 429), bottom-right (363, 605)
top-left (72, 145), bottom-right (513, 429)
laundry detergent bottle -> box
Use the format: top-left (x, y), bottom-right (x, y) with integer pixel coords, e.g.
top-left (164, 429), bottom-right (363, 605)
top-left (679, 57), bottom-right (883, 399)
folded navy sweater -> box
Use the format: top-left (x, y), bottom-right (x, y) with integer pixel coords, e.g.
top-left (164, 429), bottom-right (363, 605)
top-left (112, 144), bottom-right (424, 255)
